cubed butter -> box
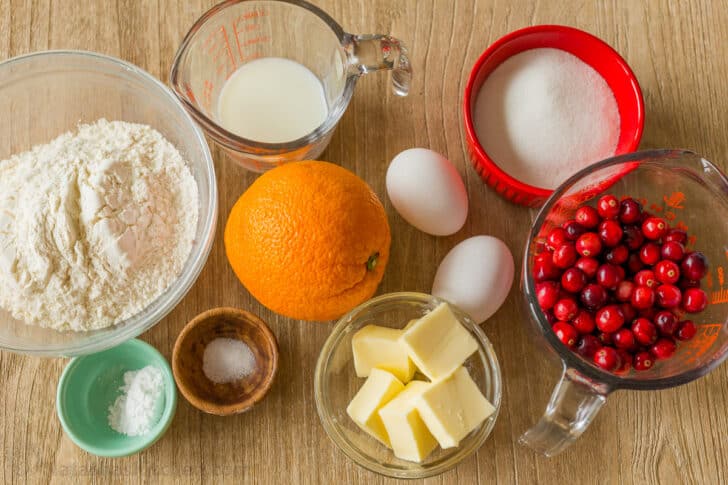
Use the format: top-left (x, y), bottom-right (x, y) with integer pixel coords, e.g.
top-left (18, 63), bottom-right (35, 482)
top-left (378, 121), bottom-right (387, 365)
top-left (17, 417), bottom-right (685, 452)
top-left (378, 381), bottom-right (439, 462)
top-left (415, 366), bottom-right (495, 448)
top-left (346, 368), bottom-right (405, 447)
top-left (400, 303), bottom-right (478, 380)
top-left (352, 325), bottom-right (417, 382)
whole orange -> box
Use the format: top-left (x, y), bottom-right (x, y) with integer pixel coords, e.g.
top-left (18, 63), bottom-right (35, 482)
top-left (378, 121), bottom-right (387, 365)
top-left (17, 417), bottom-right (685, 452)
top-left (224, 161), bottom-right (391, 321)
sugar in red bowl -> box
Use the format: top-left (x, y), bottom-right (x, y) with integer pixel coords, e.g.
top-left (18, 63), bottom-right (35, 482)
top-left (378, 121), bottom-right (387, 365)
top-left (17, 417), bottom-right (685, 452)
top-left (463, 25), bottom-right (644, 207)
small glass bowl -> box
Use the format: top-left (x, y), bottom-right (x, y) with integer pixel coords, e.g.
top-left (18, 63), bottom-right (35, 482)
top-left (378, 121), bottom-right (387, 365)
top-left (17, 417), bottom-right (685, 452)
top-left (314, 292), bottom-right (502, 479)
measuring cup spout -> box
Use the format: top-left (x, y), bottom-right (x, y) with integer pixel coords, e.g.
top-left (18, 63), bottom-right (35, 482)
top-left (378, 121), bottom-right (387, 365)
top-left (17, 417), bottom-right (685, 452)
top-left (344, 34), bottom-right (412, 96)
top-left (519, 367), bottom-right (610, 457)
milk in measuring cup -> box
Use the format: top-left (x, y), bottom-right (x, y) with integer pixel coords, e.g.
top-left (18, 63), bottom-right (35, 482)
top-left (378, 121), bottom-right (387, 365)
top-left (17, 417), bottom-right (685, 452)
top-left (217, 57), bottom-right (328, 143)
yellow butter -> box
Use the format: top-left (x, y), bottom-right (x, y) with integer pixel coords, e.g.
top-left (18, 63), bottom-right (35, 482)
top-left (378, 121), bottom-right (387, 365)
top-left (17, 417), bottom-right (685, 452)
top-left (352, 325), bottom-right (417, 383)
top-left (400, 303), bottom-right (478, 381)
top-left (346, 368), bottom-right (405, 447)
top-left (415, 366), bottom-right (495, 448)
top-left (378, 381), bottom-right (438, 462)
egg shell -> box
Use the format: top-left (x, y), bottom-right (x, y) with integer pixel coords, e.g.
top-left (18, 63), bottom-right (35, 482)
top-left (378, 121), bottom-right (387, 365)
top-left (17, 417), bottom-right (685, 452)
top-left (432, 235), bottom-right (514, 324)
top-left (385, 148), bottom-right (468, 236)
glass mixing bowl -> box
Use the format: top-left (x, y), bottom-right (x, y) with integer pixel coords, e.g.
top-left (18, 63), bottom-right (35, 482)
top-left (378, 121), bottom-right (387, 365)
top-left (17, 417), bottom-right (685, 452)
top-left (314, 292), bottom-right (502, 479)
top-left (0, 51), bottom-right (218, 357)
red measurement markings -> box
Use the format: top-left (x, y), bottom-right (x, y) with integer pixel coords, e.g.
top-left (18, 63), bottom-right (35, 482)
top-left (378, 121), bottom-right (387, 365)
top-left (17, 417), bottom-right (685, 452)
top-left (679, 323), bottom-right (723, 366)
top-left (664, 191), bottom-right (686, 209)
top-left (202, 80), bottom-right (214, 112)
top-left (232, 9), bottom-right (269, 63)
top-left (203, 26), bottom-right (237, 79)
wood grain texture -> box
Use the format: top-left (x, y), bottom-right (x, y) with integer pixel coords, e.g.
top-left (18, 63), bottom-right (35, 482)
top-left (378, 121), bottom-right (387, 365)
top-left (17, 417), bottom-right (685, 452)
top-left (1, 0), bottom-right (727, 483)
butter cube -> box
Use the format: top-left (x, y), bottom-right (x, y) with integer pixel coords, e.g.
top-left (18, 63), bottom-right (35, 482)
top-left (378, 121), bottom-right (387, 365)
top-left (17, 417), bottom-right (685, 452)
top-left (415, 366), bottom-right (495, 448)
top-left (346, 368), bottom-right (405, 446)
top-left (400, 303), bottom-right (478, 380)
top-left (352, 325), bottom-right (417, 382)
top-left (378, 381), bottom-right (438, 462)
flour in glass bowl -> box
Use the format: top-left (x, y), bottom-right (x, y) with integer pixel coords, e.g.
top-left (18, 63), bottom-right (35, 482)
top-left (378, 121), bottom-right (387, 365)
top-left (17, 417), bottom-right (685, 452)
top-left (0, 119), bottom-right (199, 331)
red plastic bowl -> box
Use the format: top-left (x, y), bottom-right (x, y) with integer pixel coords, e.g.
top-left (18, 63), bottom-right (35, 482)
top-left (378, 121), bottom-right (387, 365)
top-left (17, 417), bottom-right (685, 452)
top-left (463, 25), bottom-right (644, 208)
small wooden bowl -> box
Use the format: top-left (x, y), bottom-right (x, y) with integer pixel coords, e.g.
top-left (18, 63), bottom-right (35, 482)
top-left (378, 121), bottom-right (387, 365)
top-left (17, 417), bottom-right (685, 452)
top-left (172, 307), bottom-right (279, 415)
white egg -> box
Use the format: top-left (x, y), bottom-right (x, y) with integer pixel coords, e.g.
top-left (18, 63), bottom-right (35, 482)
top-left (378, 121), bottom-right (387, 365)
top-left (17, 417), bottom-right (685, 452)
top-left (432, 235), bottom-right (514, 324)
top-left (386, 148), bottom-right (468, 236)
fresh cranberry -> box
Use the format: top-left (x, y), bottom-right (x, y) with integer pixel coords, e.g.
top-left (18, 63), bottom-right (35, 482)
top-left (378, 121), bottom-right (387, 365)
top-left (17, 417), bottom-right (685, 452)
top-left (597, 194), bottom-right (620, 219)
top-left (633, 351), bottom-right (654, 371)
top-left (596, 263), bottom-right (622, 289)
top-left (660, 241), bottom-right (685, 262)
top-left (676, 320), bottom-right (697, 341)
top-left (598, 220), bottom-right (623, 247)
top-left (681, 251), bottom-right (708, 281)
top-left (634, 269), bottom-right (657, 288)
top-left (642, 217), bottom-right (668, 240)
top-left (594, 347), bottom-right (620, 371)
top-left (619, 303), bottom-right (638, 323)
top-left (665, 228), bottom-right (688, 244)
top-left (552, 322), bottom-right (579, 348)
top-left (656, 284), bottom-right (682, 308)
top-left (561, 267), bottom-right (587, 293)
top-left (575, 232), bottom-right (603, 257)
top-left (654, 310), bottom-right (679, 336)
top-left (632, 318), bottom-right (658, 345)
top-left (613, 328), bottom-right (637, 350)
top-left (553, 298), bottom-right (579, 321)
top-left (552, 243), bottom-right (577, 269)
top-left (623, 225), bottom-right (645, 250)
top-left (575, 257), bottom-right (600, 279)
top-left (572, 310), bottom-right (596, 334)
top-left (615, 280), bottom-right (635, 302)
top-left (595, 304), bottom-right (625, 333)
top-left (682, 287), bottom-right (708, 313)
top-left (597, 331), bottom-right (614, 346)
top-left (650, 338), bottom-right (676, 359)
top-left (615, 265), bottom-right (626, 281)
top-left (575, 206), bottom-right (601, 229)
top-left (576, 335), bottom-right (602, 358)
top-left (605, 245), bottom-right (629, 265)
top-left (615, 349), bottom-right (633, 373)
top-left (536, 281), bottom-right (561, 310)
top-left (627, 253), bottom-right (645, 274)
top-left (619, 198), bottom-right (643, 224)
top-left (655, 260), bottom-right (680, 284)
top-left (533, 257), bottom-right (562, 282)
top-left (639, 242), bottom-right (662, 265)
top-left (562, 220), bottom-right (587, 241)
top-left (631, 285), bottom-right (655, 310)
top-left (581, 284), bottom-right (608, 310)
top-left (546, 227), bottom-right (568, 250)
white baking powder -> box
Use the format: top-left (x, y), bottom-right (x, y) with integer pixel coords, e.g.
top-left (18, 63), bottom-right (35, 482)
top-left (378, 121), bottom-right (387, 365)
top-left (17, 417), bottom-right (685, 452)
top-left (473, 48), bottom-right (620, 189)
top-left (0, 119), bottom-right (199, 331)
top-left (108, 365), bottom-right (165, 437)
top-left (202, 338), bottom-right (256, 384)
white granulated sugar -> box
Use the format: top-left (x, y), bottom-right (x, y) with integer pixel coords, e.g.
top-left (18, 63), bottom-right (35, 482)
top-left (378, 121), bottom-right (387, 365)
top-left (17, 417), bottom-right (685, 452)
top-left (203, 338), bottom-right (257, 384)
top-left (108, 365), bottom-right (165, 437)
top-left (0, 119), bottom-right (199, 331)
top-left (473, 48), bottom-right (620, 189)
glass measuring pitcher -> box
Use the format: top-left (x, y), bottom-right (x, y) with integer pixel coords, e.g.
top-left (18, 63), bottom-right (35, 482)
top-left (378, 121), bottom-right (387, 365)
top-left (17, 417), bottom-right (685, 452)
top-left (520, 150), bottom-right (728, 456)
top-left (170, 0), bottom-right (411, 172)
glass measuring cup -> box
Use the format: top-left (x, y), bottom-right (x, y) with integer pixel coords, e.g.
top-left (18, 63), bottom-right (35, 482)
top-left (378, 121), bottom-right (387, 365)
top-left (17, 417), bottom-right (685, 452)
top-left (170, 0), bottom-right (411, 172)
top-left (520, 149), bottom-right (728, 456)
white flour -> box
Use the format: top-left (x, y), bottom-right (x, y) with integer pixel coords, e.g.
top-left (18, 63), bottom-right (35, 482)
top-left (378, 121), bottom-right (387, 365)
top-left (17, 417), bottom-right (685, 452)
top-left (0, 119), bottom-right (199, 331)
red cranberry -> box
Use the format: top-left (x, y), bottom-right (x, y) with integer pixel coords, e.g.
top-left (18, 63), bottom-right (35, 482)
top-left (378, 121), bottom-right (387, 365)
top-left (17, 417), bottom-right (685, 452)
top-left (619, 303), bottom-right (638, 323)
top-left (575, 206), bottom-right (601, 229)
top-left (660, 241), bottom-right (685, 262)
top-left (619, 198), bottom-right (643, 224)
top-left (581, 284), bottom-right (608, 310)
top-left (576, 232), bottom-right (603, 257)
top-left (632, 318), bottom-right (658, 345)
top-left (546, 227), bottom-right (568, 250)
top-left (596, 263), bottom-right (622, 289)
top-left (631, 285), bottom-right (655, 310)
top-left (615, 280), bottom-right (635, 302)
top-left (552, 322), bottom-right (579, 348)
top-left (650, 338), bottom-right (676, 359)
top-left (605, 245), bottom-right (629, 265)
top-left (634, 269), bottom-right (657, 288)
top-left (571, 310), bottom-right (595, 334)
top-left (656, 284), bottom-right (682, 308)
top-left (597, 194), bottom-right (620, 219)
top-left (575, 257), bottom-right (600, 279)
top-left (634, 351), bottom-right (654, 371)
top-left (533, 259), bottom-right (562, 282)
top-left (552, 243), bottom-right (577, 269)
top-left (598, 220), bottom-right (623, 247)
top-left (553, 298), bottom-right (579, 321)
top-left (596, 304), bottom-right (625, 333)
top-left (615, 349), bottom-right (633, 373)
top-left (642, 217), bottom-right (668, 240)
top-left (627, 253), bottom-right (645, 273)
top-left (597, 331), bottom-right (614, 346)
top-left (536, 281), bottom-right (561, 310)
top-left (623, 225), bottom-right (645, 250)
top-left (681, 251), bottom-right (708, 281)
top-left (665, 228), bottom-right (688, 244)
top-left (639, 242), bottom-right (662, 265)
top-left (594, 347), bottom-right (620, 371)
top-left (654, 310), bottom-right (679, 336)
top-left (613, 328), bottom-right (637, 350)
top-left (562, 220), bottom-right (586, 241)
top-left (676, 320), bottom-right (697, 341)
top-left (576, 335), bottom-right (602, 358)
top-left (561, 267), bottom-right (587, 293)
top-left (655, 260), bottom-right (680, 284)
top-left (682, 287), bottom-right (708, 313)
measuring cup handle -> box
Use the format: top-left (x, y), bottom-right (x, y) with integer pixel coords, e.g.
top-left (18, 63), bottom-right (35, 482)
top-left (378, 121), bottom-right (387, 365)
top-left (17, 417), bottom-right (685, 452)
top-left (519, 366), bottom-right (610, 457)
top-left (343, 34), bottom-right (412, 96)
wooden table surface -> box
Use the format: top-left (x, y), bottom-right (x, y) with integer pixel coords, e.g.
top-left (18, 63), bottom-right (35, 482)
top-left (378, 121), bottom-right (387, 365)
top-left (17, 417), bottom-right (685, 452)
top-left (2, 0), bottom-right (728, 483)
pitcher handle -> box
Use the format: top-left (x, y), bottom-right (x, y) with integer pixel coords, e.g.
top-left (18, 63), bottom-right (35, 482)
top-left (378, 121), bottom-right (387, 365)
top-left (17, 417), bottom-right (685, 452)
top-left (519, 366), bottom-right (610, 457)
top-left (343, 34), bottom-right (412, 96)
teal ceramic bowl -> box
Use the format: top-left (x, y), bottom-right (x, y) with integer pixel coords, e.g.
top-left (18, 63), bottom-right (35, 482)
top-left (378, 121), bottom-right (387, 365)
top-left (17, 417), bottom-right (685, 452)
top-left (56, 338), bottom-right (177, 457)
